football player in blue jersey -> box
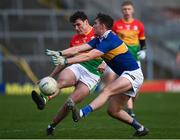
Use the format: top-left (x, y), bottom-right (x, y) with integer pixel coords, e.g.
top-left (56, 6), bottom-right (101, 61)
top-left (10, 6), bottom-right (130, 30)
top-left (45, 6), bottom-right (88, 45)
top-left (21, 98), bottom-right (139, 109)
top-left (47, 13), bottom-right (149, 137)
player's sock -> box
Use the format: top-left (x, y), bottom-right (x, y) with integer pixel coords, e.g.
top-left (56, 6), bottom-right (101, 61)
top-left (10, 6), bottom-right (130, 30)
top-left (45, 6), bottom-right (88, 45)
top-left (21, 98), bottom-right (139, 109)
top-left (40, 93), bottom-right (49, 104)
top-left (127, 108), bottom-right (135, 117)
top-left (131, 119), bottom-right (143, 130)
top-left (50, 123), bottom-right (56, 128)
top-left (80, 105), bottom-right (93, 117)
top-left (47, 124), bottom-right (55, 136)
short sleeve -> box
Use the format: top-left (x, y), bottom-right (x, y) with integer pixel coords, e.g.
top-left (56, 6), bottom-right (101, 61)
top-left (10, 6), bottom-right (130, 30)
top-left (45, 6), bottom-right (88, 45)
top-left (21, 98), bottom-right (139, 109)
top-left (95, 40), bottom-right (112, 54)
top-left (88, 38), bottom-right (98, 48)
top-left (139, 22), bottom-right (145, 40)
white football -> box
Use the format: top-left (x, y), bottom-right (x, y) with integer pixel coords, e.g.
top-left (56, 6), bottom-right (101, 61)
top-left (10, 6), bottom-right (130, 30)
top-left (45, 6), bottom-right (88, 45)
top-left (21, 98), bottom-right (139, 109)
top-left (39, 76), bottom-right (58, 96)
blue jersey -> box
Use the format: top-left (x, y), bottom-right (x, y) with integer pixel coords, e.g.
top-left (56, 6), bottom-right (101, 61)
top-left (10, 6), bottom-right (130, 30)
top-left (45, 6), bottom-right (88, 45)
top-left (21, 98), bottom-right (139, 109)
top-left (88, 31), bottom-right (139, 76)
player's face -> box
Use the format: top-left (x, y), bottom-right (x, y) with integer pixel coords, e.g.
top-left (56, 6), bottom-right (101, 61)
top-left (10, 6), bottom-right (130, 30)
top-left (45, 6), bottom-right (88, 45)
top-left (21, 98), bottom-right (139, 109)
top-left (121, 5), bottom-right (134, 20)
top-left (93, 19), bottom-right (102, 36)
top-left (73, 19), bottom-right (88, 35)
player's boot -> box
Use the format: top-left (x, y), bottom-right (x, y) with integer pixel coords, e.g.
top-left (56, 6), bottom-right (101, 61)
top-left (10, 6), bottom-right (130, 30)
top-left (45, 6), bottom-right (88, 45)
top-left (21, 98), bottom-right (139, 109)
top-left (31, 90), bottom-right (45, 110)
top-left (46, 124), bottom-right (55, 136)
top-left (66, 98), bottom-right (81, 122)
top-left (133, 127), bottom-right (149, 137)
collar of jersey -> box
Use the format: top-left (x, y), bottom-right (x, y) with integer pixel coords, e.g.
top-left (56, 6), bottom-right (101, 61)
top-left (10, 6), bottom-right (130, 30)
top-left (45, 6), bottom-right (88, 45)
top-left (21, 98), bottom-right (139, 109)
top-left (99, 30), bottom-right (111, 42)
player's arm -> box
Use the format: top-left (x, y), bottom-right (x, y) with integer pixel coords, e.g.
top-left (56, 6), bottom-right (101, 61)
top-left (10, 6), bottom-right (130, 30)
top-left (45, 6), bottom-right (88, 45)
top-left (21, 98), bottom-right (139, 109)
top-left (139, 39), bottom-right (146, 50)
top-left (61, 44), bottom-right (92, 57)
top-left (51, 49), bottom-right (104, 66)
top-left (67, 49), bottom-right (103, 64)
top-left (46, 44), bottom-right (92, 58)
top-left (97, 61), bottom-right (107, 73)
top-left (138, 22), bottom-right (147, 60)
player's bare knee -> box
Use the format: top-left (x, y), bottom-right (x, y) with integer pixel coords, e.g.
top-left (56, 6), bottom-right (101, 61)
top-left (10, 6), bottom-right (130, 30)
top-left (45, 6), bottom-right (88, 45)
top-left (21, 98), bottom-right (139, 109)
top-left (57, 78), bottom-right (69, 88)
top-left (69, 95), bottom-right (81, 104)
top-left (107, 108), bottom-right (118, 118)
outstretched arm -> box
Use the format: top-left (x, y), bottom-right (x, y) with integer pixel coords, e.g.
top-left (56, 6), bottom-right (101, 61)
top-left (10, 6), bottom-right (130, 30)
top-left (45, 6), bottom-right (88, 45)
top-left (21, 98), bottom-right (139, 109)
top-left (61, 44), bottom-right (92, 57)
top-left (46, 44), bottom-right (92, 58)
top-left (51, 49), bottom-right (104, 66)
top-left (67, 49), bottom-right (104, 64)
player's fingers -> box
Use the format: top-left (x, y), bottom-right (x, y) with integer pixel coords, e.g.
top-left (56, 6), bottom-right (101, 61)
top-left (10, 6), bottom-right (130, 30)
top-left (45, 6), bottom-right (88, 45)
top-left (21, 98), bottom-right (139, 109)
top-left (45, 49), bottom-right (52, 55)
top-left (97, 68), bottom-right (103, 73)
top-left (45, 49), bottom-right (56, 56)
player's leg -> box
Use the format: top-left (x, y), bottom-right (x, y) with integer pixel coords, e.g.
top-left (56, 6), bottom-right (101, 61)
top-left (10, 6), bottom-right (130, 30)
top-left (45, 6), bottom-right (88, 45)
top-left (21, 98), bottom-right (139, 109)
top-left (126, 98), bottom-right (136, 117)
top-left (67, 76), bottom-right (132, 121)
top-left (96, 66), bottom-right (117, 92)
top-left (67, 68), bottom-right (143, 121)
top-left (88, 76), bottom-right (132, 112)
top-left (47, 64), bottom-right (100, 135)
top-left (47, 81), bottom-right (90, 135)
top-left (103, 66), bottom-right (117, 85)
top-left (107, 94), bottom-right (149, 137)
top-left (52, 82), bottom-right (89, 125)
top-left (125, 61), bottom-right (142, 117)
top-left (32, 67), bottom-right (77, 110)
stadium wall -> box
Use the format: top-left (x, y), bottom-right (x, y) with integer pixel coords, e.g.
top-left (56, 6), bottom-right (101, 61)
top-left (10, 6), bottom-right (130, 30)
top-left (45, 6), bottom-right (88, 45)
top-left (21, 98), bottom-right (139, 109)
top-left (1, 80), bottom-right (180, 95)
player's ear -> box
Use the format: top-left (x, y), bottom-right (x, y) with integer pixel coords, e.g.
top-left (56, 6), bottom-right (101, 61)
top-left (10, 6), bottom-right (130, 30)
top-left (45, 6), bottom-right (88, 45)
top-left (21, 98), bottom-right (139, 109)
top-left (84, 19), bottom-right (89, 25)
top-left (102, 23), bottom-right (107, 30)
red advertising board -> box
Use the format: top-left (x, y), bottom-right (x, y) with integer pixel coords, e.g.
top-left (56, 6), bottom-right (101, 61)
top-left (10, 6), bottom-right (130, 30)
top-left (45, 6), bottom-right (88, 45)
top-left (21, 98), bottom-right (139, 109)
top-left (140, 80), bottom-right (180, 93)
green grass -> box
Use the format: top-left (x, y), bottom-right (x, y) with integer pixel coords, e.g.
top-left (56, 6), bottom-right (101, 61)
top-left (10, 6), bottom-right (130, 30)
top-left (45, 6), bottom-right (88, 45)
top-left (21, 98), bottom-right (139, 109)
top-left (0, 93), bottom-right (180, 138)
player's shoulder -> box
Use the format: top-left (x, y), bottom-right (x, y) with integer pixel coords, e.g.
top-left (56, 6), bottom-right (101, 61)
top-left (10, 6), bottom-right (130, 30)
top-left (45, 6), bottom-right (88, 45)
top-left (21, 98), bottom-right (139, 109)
top-left (133, 19), bottom-right (144, 25)
top-left (71, 34), bottom-right (80, 39)
top-left (70, 34), bottom-right (81, 43)
top-left (106, 32), bottom-right (122, 43)
top-left (114, 19), bottom-right (123, 24)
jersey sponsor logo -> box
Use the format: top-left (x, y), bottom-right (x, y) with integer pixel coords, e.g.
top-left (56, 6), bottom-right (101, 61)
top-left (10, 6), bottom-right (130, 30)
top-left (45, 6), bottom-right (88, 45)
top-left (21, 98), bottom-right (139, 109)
top-left (117, 26), bottom-right (123, 29)
top-left (125, 25), bottom-right (131, 30)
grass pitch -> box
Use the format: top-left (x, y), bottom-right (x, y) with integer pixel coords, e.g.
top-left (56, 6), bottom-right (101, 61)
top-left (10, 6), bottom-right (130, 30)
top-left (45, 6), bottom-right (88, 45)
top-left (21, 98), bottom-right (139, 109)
top-left (0, 93), bottom-right (180, 139)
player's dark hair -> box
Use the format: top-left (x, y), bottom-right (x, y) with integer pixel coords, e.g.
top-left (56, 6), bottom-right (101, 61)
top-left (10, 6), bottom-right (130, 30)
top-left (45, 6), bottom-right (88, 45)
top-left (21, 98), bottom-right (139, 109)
top-left (69, 11), bottom-right (88, 23)
top-left (121, 0), bottom-right (134, 7)
top-left (95, 13), bottom-right (114, 30)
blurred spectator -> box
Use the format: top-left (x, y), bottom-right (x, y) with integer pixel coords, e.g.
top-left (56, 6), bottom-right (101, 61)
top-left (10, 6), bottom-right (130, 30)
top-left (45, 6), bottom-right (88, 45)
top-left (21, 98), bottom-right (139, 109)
top-left (112, 0), bottom-right (146, 117)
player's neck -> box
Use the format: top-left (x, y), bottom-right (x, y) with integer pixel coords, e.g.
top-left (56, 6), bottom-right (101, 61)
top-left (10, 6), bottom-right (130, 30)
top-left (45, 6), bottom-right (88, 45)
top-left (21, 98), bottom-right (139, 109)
top-left (84, 26), bottom-right (93, 35)
top-left (123, 17), bottom-right (134, 23)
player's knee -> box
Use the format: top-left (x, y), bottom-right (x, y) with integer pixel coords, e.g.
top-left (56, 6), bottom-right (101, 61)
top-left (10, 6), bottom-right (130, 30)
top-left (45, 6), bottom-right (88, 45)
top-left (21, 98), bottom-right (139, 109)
top-left (69, 95), bottom-right (82, 104)
top-left (57, 78), bottom-right (69, 88)
top-left (107, 107), bottom-right (118, 118)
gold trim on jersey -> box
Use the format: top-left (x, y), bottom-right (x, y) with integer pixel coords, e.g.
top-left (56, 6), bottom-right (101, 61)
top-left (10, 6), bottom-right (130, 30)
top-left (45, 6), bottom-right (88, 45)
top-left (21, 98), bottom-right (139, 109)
top-left (116, 30), bottom-right (140, 46)
top-left (102, 43), bottom-right (128, 61)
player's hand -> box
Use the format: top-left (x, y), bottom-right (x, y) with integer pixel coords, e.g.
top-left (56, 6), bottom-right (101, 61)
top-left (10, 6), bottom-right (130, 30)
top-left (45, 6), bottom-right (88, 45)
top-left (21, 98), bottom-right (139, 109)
top-left (45, 49), bottom-right (62, 57)
top-left (97, 61), bottom-right (106, 73)
top-left (137, 50), bottom-right (146, 60)
top-left (51, 56), bottom-right (67, 66)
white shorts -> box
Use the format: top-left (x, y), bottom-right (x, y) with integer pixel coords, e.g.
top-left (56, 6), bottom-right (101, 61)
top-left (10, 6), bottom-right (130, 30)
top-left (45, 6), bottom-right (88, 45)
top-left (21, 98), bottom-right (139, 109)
top-left (120, 68), bottom-right (144, 97)
top-left (66, 64), bottom-right (100, 91)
